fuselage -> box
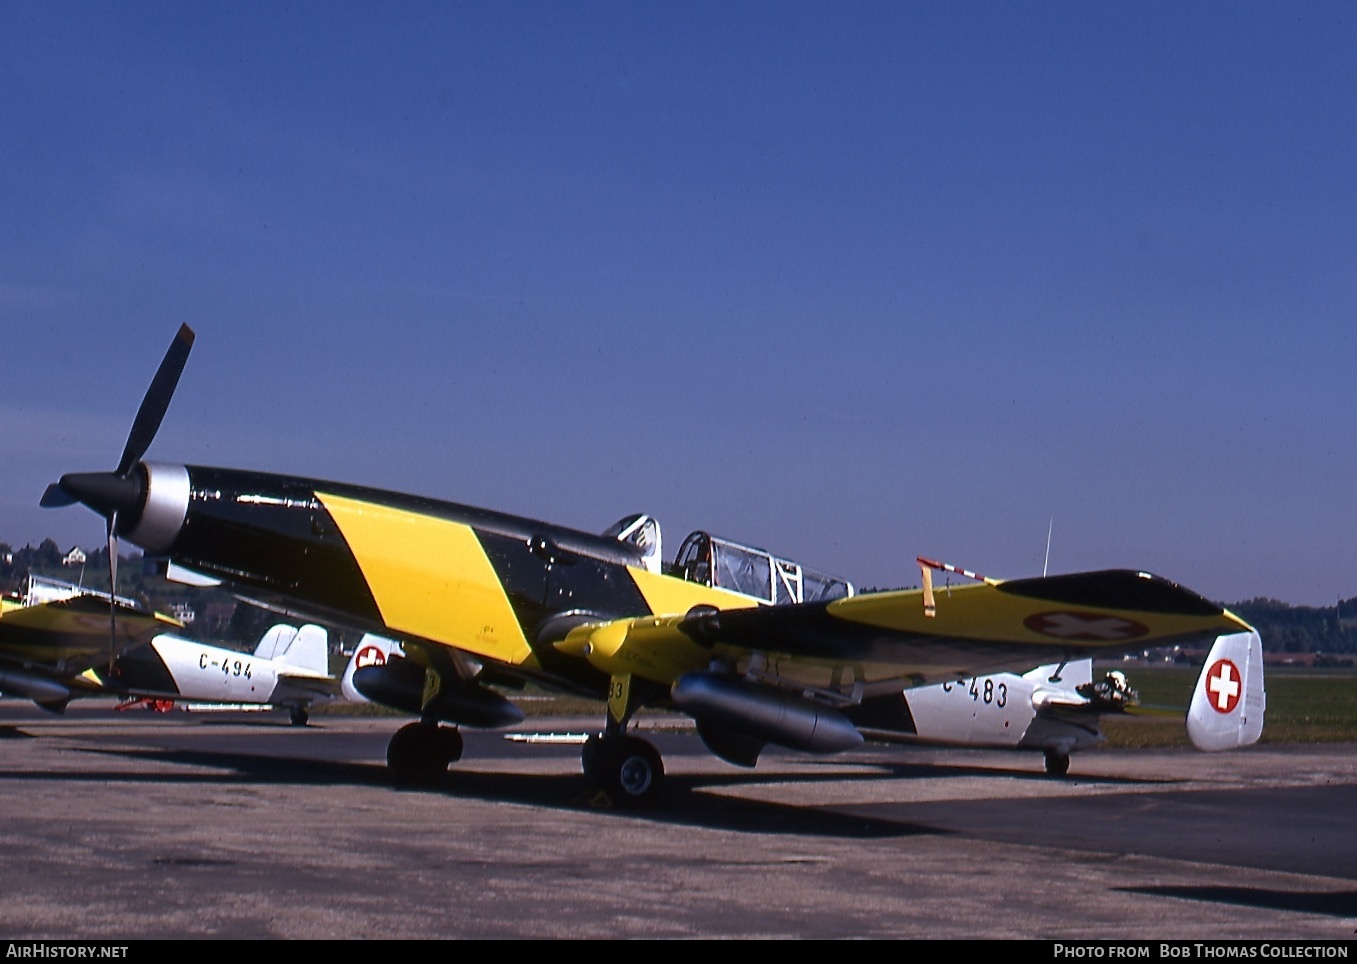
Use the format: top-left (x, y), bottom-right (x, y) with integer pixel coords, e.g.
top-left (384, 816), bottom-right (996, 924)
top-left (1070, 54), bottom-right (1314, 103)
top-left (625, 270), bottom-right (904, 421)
top-left (104, 634), bottom-right (309, 705)
top-left (120, 462), bottom-right (760, 696)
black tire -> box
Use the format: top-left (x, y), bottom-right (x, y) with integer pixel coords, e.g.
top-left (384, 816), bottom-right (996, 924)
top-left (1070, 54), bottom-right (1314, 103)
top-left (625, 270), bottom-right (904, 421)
top-left (436, 724), bottom-right (464, 764)
top-left (289, 707), bottom-right (309, 727)
top-left (591, 735), bottom-right (664, 807)
top-left (581, 732), bottom-right (607, 781)
top-left (387, 722), bottom-right (459, 786)
top-left (1044, 750), bottom-right (1070, 777)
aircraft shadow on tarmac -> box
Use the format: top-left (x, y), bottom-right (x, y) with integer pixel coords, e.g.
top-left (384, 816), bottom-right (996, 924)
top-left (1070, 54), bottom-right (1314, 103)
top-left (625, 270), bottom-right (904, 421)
top-left (808, 752), bottom-right (1178, 787)
top-left (0, 744), bottom-right (993, 841)
top-left (1120, 885), bottom-right (1357, 921)
top-left (0, 735), bottom-right (1174, 841)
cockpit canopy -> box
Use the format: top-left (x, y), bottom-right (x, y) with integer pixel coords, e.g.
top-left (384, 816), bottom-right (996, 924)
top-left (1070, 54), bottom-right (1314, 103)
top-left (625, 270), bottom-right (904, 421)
top-left (672, 530), bottom-right (854, 605)
top-left (604, 514), bottom-right (855, 604)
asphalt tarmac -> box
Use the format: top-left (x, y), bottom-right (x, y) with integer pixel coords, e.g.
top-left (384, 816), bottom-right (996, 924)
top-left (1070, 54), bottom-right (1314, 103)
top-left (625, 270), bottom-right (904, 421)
top-left (0, 702), bottom-right (1354, 940)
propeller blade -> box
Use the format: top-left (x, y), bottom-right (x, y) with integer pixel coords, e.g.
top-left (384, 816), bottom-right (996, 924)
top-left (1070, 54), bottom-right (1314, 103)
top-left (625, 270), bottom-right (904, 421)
top-left (107, 514), bottom-right (118, 672)
top-left (115, 323), bottom-right (195, 478)
top-left (40, 484), bottom-right (77, 508)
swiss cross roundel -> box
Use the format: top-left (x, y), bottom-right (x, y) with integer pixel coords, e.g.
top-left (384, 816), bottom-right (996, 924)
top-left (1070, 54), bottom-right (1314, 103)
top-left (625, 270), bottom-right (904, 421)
top-left (1023, 611), bottom-right (1150, 641)
top-left (354, 645), bottom-right (387, 669)
top-left (1204, 658), bottom-right (1242, 714)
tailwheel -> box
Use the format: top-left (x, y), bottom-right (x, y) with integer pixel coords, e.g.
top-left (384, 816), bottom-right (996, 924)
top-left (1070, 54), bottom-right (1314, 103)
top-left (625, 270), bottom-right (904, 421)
top-left (387, 721), bottom-right (464, 786)
top-left (1043, 749), bottom-right (1070, 777)
top-left (582, 733), bottom-right (664, 808)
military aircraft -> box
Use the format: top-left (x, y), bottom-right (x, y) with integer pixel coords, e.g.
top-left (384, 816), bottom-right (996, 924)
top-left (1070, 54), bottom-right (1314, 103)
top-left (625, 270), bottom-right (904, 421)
top-left (856, 628), bottom-right (1265, 775)
top-left (0, 577), bottom-right (175, 712)
top-left (106, 620), bottom-right (335, 725)
top-left (40, 324), bottom-right (1258, 805)
top-left (2, 574), bottom-right (397, 724)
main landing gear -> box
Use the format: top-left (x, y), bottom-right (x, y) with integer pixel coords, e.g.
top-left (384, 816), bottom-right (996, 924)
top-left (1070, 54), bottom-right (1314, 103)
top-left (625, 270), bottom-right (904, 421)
top-left (581, 732), bottom-right (664, 807)
top-left (387, 721), bottom-right (464, 786)
top-left (376, 674), bottom-right (668, 805)
top-left (579, 675), bottom-right (666, 808)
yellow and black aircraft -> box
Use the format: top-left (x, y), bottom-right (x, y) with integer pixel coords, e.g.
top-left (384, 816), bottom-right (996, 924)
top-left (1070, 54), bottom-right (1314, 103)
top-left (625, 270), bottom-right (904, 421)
top-left (0, 582), bottom-right (178, 712)
top-left (40, 325), bottom-right (1256, 806)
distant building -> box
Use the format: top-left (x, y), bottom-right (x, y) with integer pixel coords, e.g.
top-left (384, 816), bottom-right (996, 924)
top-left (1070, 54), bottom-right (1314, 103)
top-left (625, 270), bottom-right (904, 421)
top-left (168, 601), bottom-right (196, 626)
top-left (62, 547), bottom-right (87, 567)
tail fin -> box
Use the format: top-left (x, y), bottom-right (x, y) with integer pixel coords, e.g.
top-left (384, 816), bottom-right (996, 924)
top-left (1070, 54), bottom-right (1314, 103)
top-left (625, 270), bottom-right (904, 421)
top-left (1187, 630), bottom-right (1265, 751)
top-left (272, 624), bottom-right (330, 676)
top-left (341, 633), bottom-right (403, 702)
top-left (253, 623), bottom-right (300, 661)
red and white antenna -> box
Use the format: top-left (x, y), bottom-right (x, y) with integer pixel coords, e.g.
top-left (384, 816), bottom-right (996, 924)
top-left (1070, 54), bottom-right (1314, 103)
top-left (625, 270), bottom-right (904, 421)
top-left (917, 556), bottom-right (996, 618)
top-left (916, 556), bottom-right (995, 585)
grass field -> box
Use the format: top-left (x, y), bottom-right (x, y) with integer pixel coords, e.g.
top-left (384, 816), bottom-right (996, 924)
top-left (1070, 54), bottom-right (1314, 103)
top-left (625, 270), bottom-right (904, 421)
top-left (1099, 663), bottom-right (1357, 748)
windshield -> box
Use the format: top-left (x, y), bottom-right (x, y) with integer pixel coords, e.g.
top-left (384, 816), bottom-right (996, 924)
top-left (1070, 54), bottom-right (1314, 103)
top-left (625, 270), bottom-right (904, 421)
top-left (672, 531), bottom-right (853, 604)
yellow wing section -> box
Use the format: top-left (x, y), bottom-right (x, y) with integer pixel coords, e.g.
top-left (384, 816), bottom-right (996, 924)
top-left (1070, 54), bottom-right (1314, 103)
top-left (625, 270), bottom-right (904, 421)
top-left (0, 595), bottom-right (179, 671)
top-left (557, 569), bottom-right (1253, 689)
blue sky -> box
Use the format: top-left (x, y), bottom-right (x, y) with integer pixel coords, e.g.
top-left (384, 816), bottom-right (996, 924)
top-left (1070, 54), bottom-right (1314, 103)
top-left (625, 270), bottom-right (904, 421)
top-left (3, 2), bottom-right (1354, 607)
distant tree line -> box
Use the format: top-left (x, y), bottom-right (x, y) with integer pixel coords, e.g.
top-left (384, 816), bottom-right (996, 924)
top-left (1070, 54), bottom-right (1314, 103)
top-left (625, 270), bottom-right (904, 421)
top-left (1228, 597), bottom-right (1357, 658)
top-left (1, 538), bottom-right (275, 649)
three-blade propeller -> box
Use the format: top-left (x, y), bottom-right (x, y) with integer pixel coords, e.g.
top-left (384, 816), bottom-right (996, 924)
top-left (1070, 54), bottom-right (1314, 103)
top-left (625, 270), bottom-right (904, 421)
top-left (41, 323), bottom-right (196, 669)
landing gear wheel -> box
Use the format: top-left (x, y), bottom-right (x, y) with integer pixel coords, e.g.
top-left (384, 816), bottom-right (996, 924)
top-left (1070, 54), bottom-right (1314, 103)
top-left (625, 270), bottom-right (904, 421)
top-left (1044, 750), bottom-right (1070, 777)
top-left (289, 707), bottom-right (309, 726)
top-left (583, 734), bottom-right (664, 807)
top-left (387, 722), bottom-right (464, 786)
top-left (581, 733), bottom-right (605, 781)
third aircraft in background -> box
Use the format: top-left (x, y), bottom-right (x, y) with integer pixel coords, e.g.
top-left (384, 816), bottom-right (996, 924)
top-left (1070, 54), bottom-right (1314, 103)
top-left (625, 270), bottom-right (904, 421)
top-left (0, 573), bottom-right (398, 724)
top-left (864, 629), bottom-right (1263, 775)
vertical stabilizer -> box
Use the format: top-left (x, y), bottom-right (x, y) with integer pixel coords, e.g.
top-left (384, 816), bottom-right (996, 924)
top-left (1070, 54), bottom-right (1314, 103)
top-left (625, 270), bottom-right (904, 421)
top-left (341, 633), bottom-right (403, 702)
top-left (273, 624), bottom-right (331, 675)
top-left (1187, 630), bottom-right (1265, 751)
top-left (254, 624), bottom-right (300, 661)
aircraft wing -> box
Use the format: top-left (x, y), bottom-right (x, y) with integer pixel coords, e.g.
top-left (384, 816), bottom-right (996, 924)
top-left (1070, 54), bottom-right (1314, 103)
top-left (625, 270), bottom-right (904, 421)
top-left (558, 568), bottom-right (1252, 690)
top-left (0, 595), bottom-right (176, 670)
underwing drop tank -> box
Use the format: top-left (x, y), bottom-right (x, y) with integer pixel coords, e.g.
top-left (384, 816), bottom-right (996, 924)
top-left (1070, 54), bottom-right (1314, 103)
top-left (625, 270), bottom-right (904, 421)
top-left (671, 672), bottom-right (863, 758)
